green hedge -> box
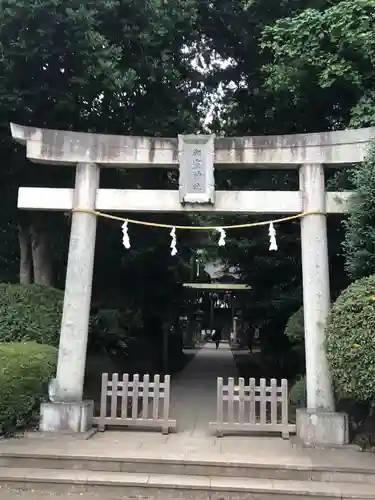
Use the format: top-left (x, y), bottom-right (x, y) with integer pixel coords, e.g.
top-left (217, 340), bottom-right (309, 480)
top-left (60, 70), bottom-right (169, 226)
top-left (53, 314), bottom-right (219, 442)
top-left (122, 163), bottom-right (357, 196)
top-left (0, 283), bottom-right (133, 355)
top-left (0, 342), bottom-right (57, 434)
top-left (326, 275), bottom-right (375, 403)
top-left (0, 283), bottom-right (63, 346)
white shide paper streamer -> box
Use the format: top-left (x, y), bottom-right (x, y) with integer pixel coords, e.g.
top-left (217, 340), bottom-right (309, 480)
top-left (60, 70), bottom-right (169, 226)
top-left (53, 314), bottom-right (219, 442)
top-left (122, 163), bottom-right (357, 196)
top-left (217, 227), bottom-right (226, 247)
top-left (122, 221), bottom-right (131, 249)
top-left (170, 227), bottom-right (177, 256)
top-left (268, 222), bottom-right (278, 251)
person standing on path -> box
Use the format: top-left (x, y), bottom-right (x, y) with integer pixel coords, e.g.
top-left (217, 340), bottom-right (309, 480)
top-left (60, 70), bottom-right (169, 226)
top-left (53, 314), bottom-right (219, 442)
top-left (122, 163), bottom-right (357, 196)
top-left (212, 327), bottom-right (222, 349)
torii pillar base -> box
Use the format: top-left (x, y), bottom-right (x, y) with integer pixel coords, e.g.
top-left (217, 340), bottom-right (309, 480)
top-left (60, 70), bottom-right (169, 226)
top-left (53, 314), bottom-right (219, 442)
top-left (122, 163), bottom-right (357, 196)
top-left (296, 409), bottom-right (349, 448)
top-left (39, 401), bottom-right (94, 434)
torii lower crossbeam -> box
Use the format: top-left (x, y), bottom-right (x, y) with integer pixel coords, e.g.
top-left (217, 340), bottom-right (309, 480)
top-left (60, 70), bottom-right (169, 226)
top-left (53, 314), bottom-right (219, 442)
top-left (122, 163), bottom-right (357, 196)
top-left (18, 187), bottom-right (351, 214)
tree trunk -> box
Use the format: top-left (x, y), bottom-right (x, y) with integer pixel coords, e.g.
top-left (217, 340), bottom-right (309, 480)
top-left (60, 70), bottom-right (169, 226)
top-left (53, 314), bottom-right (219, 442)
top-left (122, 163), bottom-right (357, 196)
top-left (18, 224), bottom-right (33, 284)
top-left (30, 224), bottom-right (54, 286)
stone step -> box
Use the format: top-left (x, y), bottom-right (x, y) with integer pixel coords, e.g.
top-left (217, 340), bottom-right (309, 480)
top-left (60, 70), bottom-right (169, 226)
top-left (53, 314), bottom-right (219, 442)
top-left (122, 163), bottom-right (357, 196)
top-left (0, 467), bottom-right (374, 500)
top-left (1, 453), bottom-right (375, 484)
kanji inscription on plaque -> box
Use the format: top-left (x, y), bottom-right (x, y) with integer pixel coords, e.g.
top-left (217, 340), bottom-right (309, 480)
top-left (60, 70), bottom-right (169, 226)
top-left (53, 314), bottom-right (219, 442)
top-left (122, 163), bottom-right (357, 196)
top-left (178, 135), bottom-right (215, 204)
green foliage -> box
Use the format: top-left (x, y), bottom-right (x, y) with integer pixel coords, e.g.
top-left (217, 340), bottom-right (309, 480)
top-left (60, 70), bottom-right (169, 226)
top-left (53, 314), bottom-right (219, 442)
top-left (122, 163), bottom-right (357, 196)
top-left (0, 0), bottom-right (200, 133)
top-left (0, 283), bottom-right (137, 355)
top-left (284, 306), bottom-right (306, 375)
top-left (196, 0), bottom-right (327, 135)
top-left (0, 0), bottom-right (122, 129)
top-left (216, 174), bottom-right (303, 331)
top-left (0, 182), bottom-right (19, 283)
top-left (0, 0), bottom-right (202, 341)
top-left (89, 308), bottom-right (142, 355)
top-left (325, 275), bottom-right (375, 403)
top-left (289, 376), bottom-right (307, 408)
top-left (0, 283), bottom-right (63, 346)
top-left (261, 0), bottom-right (375, 128)
top-left (0, 0), bottom-right (367, 378)
top-left (343, 142), bottom-right (375, 279)
top-left (0, 342), bottom-right (57, 433)
top-left (285, 307), bottom-right (304, 344)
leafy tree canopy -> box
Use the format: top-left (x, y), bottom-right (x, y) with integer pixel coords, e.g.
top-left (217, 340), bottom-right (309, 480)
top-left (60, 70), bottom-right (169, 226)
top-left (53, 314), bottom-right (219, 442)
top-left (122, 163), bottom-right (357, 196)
top-left (261, 0), bottom-right (375, 128)
top-left (343, 142), bottom-right (375, 279)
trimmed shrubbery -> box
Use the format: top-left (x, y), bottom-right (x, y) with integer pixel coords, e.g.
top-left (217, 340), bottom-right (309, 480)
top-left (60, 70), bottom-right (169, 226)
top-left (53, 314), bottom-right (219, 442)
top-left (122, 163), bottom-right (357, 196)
top-left (0, 283), bottom-right (131, 354)
top-left (0, 342), bottom-right (57, 434)
top-left (325, 275), bottom-right (375, 404)
top-left (0, 283), bottom-right (63, 346)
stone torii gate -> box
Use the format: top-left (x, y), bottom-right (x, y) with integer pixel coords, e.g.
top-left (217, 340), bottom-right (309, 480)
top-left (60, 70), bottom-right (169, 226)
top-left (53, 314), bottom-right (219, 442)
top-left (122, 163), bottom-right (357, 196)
top-left (11, 123), bottom-right (375, 446)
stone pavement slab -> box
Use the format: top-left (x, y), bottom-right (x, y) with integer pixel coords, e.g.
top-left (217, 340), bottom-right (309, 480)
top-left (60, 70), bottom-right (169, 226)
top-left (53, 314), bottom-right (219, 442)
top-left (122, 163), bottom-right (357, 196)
top-left (1, 468), bottom-right (375, 499)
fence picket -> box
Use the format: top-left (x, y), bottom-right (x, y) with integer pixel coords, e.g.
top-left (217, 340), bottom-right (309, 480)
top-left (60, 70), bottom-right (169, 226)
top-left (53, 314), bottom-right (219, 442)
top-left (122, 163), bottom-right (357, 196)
top-left (238, 377), bottom-right (245, 425)
top-left (153, 374), bottom-right (160, 419)
top-left (131, 374), bottom-right (139, 419)
top-left (216, 377), bottom-right (224, 437)
top-left (228, 377), bottom-right (235, 423)
top-left (270, 378), bottom-right (277, 425)
top-left (162, 375), bottom-right (171, 434)
top-left (111, 373), bottom-right (119, 418)
top-left (121, 373), bottom-right (129, 419)
top-left (259, 378), bottom-right (267, 424)
top-left (99, 373), bottom-right (109, 431)
top-left (142, 374), bottom-right (150, 419)
top-left (281, 379), bottom-right (289, 439)
top-left (249, 378), bottom-right (256, 424)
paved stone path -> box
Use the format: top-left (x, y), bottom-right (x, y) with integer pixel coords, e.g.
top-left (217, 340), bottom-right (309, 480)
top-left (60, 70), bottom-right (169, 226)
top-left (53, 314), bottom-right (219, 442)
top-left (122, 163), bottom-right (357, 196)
top-left (169, 341), bottom-right (238, 435)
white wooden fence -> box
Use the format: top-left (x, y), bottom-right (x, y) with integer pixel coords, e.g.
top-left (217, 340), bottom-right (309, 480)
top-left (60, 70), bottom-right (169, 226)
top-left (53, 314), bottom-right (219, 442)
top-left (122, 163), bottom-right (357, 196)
top-left (209, 377), bottom-right (296, 439)
top-left (93, 373), bottom-right (176, 434)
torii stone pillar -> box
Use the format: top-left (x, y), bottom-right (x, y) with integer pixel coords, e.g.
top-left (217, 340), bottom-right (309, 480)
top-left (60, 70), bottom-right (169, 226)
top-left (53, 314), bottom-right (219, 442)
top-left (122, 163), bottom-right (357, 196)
top-left (297, 163), bottom-right (348, 447)
top-left (39, 162), bottom-right (100, 433)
